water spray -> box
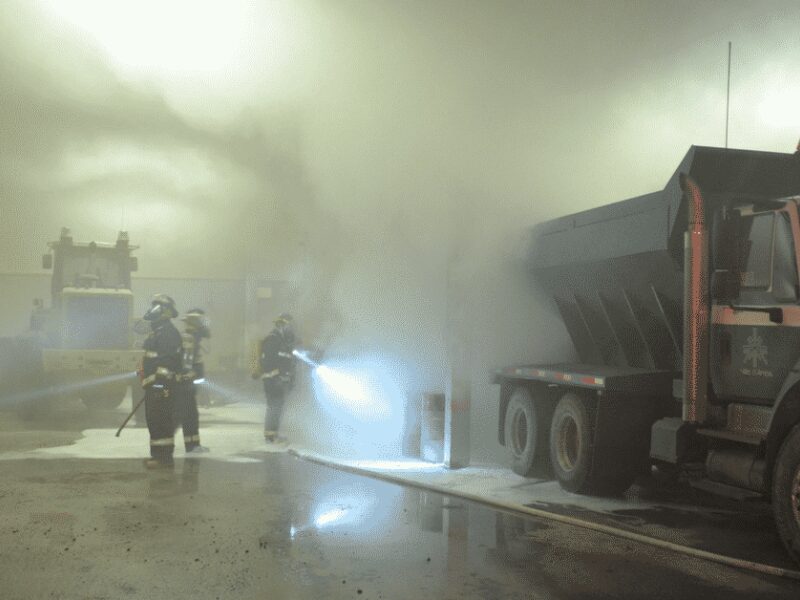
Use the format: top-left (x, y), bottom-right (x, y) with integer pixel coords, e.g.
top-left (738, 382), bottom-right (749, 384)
top-left (203, 379), bottom-right (261, 405)
top-left (291, 349), bottom-right (317, 368)
top-left (291, 349), bottom-right (406, 459)
top-left (2, 370), bottom-right (135, 409)
top-left (292, 349), bottom-right (369, 406)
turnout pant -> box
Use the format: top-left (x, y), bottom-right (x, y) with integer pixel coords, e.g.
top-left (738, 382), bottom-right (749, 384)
top-left (263, 379), bottom-right (286, 437)
top-left (145, 385), bottom-right (175, 463)
top-left (173, 380), bottom-right (201, 451)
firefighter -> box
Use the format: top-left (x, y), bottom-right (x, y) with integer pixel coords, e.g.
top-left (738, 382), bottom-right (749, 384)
top-left (175, 308), bottom-right (210, 453)
top-left (257, 313), bottom-right (297, 443)
top-left (140, 294), bottom-right (182, 469)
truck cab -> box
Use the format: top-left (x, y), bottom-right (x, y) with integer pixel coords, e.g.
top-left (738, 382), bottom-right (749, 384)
top-left (710, 198), bottom-right (800, 404)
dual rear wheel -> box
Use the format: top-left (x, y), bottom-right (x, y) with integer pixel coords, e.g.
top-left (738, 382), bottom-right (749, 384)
top-left (505, 386), bottom-right (640, 495)
top-left (504, 387), bottom-right (552, 478)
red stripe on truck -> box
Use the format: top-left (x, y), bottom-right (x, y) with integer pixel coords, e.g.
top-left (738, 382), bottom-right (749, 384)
top-left (502, 368), bottom-right (604, 387)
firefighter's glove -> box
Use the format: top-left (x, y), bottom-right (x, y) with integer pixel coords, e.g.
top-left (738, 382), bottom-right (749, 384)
top-left (155, 366), bottom-right (174, 383)
top-left (261, 369), bottom-right (280, 381)
top-left (143, 366), bottom-right (174, 388)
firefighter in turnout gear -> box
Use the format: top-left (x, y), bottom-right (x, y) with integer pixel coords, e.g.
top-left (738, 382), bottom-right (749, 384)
top-left (140, 294), bottom-right (182, 468)
top-left (257, 313), bottom-right (297, 443)
top-left (175, 308), bottom-right (210, 453)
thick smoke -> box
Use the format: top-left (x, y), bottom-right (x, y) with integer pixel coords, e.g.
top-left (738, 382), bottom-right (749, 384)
top-left (3, 0), bottom-right (800, 462)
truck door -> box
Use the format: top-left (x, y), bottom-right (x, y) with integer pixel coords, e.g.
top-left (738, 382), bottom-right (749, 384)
top-left (711, 204), bottom-right (800, 403)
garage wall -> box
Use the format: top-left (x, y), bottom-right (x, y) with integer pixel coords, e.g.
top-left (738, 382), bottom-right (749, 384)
top-left (0, 273), bottom-right (51, 338)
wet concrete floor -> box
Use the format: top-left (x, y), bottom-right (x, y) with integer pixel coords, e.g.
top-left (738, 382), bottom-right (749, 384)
top-left (1, 452), bottom-right (799, 600)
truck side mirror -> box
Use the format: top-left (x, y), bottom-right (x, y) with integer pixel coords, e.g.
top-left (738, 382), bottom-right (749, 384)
top-left (129, 257), bottom-right (138, 272)
top-left (42, 254), bottom-right (52, 269)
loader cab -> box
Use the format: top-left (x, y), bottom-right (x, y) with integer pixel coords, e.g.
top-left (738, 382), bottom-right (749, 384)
top-left (710, 198), bottom-right (800, 403)
top-left (41, 230), bottom-right (140, 351)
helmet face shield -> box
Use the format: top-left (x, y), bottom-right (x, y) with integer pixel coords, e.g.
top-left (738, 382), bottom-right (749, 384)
top-left (144, 294), bottom-right (178, 321)
top-left (143, 302), bottom-right (165, 321)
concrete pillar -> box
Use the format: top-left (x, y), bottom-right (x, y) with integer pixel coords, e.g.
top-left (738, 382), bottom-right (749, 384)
top-left (444, 248), bottom-right (471, 469)
top-left (444, 376), bottom-right (470, 468)
top-left (421, 393), bottom-right (445, 463)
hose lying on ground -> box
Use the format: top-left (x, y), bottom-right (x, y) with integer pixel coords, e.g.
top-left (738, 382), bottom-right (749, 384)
top-left (289, 449), bottom-right (800, 582)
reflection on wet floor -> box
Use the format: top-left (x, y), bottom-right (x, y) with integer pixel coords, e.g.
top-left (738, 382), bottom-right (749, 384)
top-left (146, 457), bottom-right (202, 499)
top-left (3, 452), bottom-right (800, 599)
top-left (243, 455), bottom-right (800, 600)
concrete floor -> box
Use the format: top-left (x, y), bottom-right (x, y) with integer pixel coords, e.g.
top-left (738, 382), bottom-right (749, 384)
top-left (1, 404), bottom-right (800, 599)
top-left (1, 453), bottom-right (799, 600)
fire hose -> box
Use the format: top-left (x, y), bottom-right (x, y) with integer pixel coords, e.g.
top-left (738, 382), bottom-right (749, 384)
top-left (116, 394), bottom-right (145, 437)
top-left (291, 449), bottom-right (800, 582)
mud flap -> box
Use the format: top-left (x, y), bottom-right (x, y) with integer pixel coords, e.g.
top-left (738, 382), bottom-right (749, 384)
top-left (591, 394), bottom-right (656, 491)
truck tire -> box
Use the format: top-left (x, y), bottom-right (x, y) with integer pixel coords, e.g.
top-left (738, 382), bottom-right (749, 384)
top-left (772, 422), bottom-right (800, 565)
top-left (504, 387), bottom-right (552, 478)
top-left (549, 392), bottom-right (635, 496)
top-left (550, 392), bottom-right (593, 492)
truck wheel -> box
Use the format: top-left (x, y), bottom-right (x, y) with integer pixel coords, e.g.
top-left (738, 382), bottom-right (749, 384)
top-left (550, 392), bottom-right (593, 492)
top-left (504, 387), bottom-right (552, 478)
top-left (772, 423), bottom-right (800, 565)
top-left (550, 392), bottom-right (639, 496)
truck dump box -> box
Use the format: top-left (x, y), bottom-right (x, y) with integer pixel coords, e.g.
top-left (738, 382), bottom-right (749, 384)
top-left (529, 146), bottom-right (800, 372)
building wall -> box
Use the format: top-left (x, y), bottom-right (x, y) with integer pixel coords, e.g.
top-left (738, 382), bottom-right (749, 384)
top-left (0, 274), bottom-right (51, 338)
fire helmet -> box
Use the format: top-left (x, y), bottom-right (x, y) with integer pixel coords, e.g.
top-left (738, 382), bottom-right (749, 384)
top-left (274, 312), bottom-right (295, 341)
top-left (183, 308), bottom-right (210, 338)
top-left (274, 313), bottom-right (293, 325)
top-left (144, 293), bottom-right (178, 321)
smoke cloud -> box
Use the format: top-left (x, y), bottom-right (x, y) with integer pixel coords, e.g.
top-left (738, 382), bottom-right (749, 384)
top-left (3, 0), bottom-right (800, 461)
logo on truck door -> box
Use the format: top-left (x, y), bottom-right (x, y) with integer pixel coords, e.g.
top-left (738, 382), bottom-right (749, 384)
top-left (741, 327), bottom-right (773, 377)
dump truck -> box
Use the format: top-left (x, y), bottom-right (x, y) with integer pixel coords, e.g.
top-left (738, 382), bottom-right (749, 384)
top-left (34, 227), bottom-right (144, 410)
top-left (494, 145), bottom-right (800, 564)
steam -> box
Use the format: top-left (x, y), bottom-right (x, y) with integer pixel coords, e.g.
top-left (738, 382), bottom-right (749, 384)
top-left (4, 1), bottom-right (800, 462)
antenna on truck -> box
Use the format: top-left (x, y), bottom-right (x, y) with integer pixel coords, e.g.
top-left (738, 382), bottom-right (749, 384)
top-left (725, 41), bottom-right (731, 149)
